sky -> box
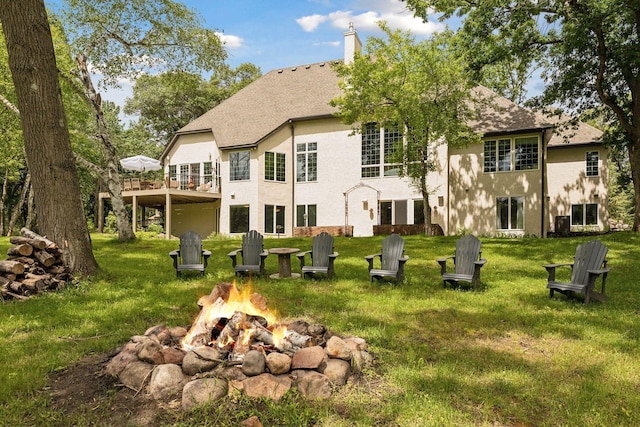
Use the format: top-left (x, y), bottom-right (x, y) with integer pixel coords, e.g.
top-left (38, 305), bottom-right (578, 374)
top-left (46, 0), bottom-right (543, 119)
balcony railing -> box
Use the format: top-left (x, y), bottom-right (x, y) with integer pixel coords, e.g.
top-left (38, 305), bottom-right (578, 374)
top-left (121, 174), bottom-right (221, 193)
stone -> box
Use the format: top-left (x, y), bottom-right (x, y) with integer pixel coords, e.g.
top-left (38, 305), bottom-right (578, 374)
top-left (105, 350), bottom-right (138, 377)
top-left (344, 336), bottom-right (367, 351)
top-left (181, 378), bottom-right (228, 411)
top-left (291, 370), bottom-right (332, 400)
top-left (242, 373), bottom-right (291, 401)
top-left (138, 339), bottom-right (165, 365)
top-left (291, 345), bottom-right (325, 370)
top-left (241, 415), bottom-right (263, 427)
top-left (169, 326), bottom-right (188, 342)
top-left (265, 352), bottom-right (291, 375)
top-left (162, 347), bottom-right (186, 365)
top-left (213, 365), bottom-right (247, 381)
top-left (325, 336), bottom-right (351, 360)
top-left (241, 350), bottom-right (266, 376)
top-left (319, 358), bottom-right (351, 386)
top-left (119, 361), bottom-right (154, 391)
top-left (149, 364), bottom-right (187, 400)
top-left (182, 347), bottom-right (223, 375)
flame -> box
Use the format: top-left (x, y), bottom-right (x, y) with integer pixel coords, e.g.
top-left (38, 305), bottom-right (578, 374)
top-left (271, 324), bottom-right (287, 348)
top-left (182, 281), bottom-right (278, 350)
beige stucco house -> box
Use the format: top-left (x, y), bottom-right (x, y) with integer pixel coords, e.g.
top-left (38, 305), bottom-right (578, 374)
top-left (148, 26), bottom-right (608, 239)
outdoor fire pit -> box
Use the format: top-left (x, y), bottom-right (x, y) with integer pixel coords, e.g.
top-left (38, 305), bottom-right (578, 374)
top-left (106, 282), bottom-right (373, 411)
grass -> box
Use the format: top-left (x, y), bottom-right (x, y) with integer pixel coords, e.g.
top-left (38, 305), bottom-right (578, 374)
top-left (1, 232), bottom-right (640, 426)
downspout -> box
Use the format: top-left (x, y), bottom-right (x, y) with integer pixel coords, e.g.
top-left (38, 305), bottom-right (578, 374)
top-left (290, 120), bottom-right (295, 237)
top-left (447, 143), bottom-right (450, 236)
top-left (541, 129), bottom-right (547, 238)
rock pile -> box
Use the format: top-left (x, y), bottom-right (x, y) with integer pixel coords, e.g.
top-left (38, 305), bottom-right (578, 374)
top-left (105, 283), bottom-right (373, 411)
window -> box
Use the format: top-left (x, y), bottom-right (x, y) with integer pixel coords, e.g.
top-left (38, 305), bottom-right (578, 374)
top-left (572, 203), bottom-right (598, 226)
top-left (296, 143), bottom-right (317, 182)
top-left (497, 196), bottom-right (524, 230)
top-left (180, 164), bottom-right (189, 189)
top-left (384, 126), bottom-right (402, 176)
top-left (203, 161), bottom-right (213, 186)
top-left (484, 137), bottom-right (539, 172)
top-left (414, 199), bottom-right (424, 225)
top-left (362, 123), bottom-right (403, 178)
top-left (265, 205), bottom-right (285, 234)
top-left (514, 137), bottom-right (538, 170)
top-left (586, 151), bottom-right (599, 177)
top-left (230, 205), bottom-right (249, 233)
top-left (230, 151), bottom-right (250, 181)
top-left (190, 163), bottom-right (200, 187)
top-left (362, 123), bottom-right (381, 178)
top-left (296, 204), bottom-right (317, 227)
top-left (169, 165), bottom-right (177, 182)
top-left (265, 152), bottom-right (285, 182)
top-left (379, 200), bottom-right (407, 224)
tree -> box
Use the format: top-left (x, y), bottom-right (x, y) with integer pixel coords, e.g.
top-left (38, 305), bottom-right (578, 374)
top-left (403, 0), bottom-right (640, 231)
top-left (125, 64), bottom-right (261, 146)
top-left (54, 0), bottom-right (227, 241)
top-left (330, 23), bottom-right (480, 235)
top-left (0, 0), bottom-right (98, 275)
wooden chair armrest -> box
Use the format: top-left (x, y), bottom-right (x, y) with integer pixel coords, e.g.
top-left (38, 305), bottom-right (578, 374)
top-left (228, 248), bottom-right (242, 267)
top-left (296, 250), bottom-right (312, 260)
top-left (329, 252), bottom-right (339, 259)
top-left (543, 262), bottom-right (573, 283)
top-left (296, 250), bottom-right (311, 268)
top-left (588, 268), bottom-right (610, 275)
top-left (169, 250), bottom-right (179, 258)
top-left (202, 249), bottom-right (212, 258)
top-left (475, 258), bottom-right (487, 266)
top-left (365, 253), bottom-right (381, 270)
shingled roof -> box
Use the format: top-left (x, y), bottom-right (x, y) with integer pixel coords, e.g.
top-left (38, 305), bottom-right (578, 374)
top-left (176, 61), bottom-right (343, 149)
top-left (165, 60), bottom-right (601, 154)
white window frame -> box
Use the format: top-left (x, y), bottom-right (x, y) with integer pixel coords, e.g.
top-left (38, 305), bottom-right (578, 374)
top-left (484, 136), bottom-right (540, 173)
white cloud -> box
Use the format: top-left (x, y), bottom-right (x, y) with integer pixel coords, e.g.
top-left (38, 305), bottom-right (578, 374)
top-left (297, 14), bottom-right (329, 32)
top-left (312, 41), bottom-right (341, 47)
top-left (216, 32), bottom-right (244, 49)
top-left (297, 0), bottom-right (443, 37)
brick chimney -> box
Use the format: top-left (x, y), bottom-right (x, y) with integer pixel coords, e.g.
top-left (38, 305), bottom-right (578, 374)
top-left (343, 22), bottom-right (362, 64)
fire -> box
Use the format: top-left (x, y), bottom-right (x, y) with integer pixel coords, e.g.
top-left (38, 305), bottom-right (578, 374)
top-left (271, 324), bottom-right (287, 348)
top-left (181, 281), bottom-right (278, 351)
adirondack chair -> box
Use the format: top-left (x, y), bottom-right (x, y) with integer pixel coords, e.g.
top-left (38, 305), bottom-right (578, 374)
top-left (437, 235), bottom-right (487, 288)
top-left (228, 230), bottom-right (269, 277)
top-left (365, 233), bottom-right (408, 284)
top-left (544, 240), bottom-right (610, 304)
top-left (296, 232), bottom-right (339, 279)
top-left (169, 230), bottom-right (211, 277)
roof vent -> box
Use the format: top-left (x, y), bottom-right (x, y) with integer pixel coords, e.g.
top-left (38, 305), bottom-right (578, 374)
top-left (305, 65), bottom-right (311, 69)
top-left (320, 63), bottom-right (325, 67)
top-left (278, 69), bottom-right (283, 73)
top-left (291, 67), bottom-right (297, 71)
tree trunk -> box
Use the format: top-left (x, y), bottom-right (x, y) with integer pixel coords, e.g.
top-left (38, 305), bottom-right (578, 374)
top-left (0, 0), bottom-right (99, 276)
top-left (0, 171), bottom-right (7, 236)
top-left (629, 140), bottom-right (640, 232)
top-left (75, 54), bottom-right (135, 242)
top-left (7, 172), bottom-right (30, 236)
top-left (25, 181), bottom-right (35, 230)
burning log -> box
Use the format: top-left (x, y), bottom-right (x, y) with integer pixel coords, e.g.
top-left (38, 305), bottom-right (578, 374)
top-left (7, 244), bottom-right (33, 257)
top-left (182, 297), bottom-right (230, 348)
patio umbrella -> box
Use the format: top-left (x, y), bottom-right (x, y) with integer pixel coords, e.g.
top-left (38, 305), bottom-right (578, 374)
top-left (119, 155), bottom-right (162, 172)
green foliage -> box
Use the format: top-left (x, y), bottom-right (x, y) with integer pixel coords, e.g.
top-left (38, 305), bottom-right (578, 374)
top-left (57, 0), bottom-right (227, 86)
top-left (124, 64), bottom-right (261, 146)
top-left (402, 0), bottom-right (640, 228)
top-left (2, 233), bottom-right (640, 425)
top-left (103, 211), bottom-right (118, 233)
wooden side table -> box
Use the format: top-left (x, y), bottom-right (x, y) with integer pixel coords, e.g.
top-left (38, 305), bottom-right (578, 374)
top-left (268, 247), bottom-right (300, 278)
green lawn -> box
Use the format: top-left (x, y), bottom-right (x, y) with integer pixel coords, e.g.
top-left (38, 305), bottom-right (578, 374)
top-left (0, 232), bottom-right (639, 426)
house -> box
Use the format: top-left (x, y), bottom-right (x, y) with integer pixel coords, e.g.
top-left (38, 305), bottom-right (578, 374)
top-left (136, 26), bottom-right (608, 239)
